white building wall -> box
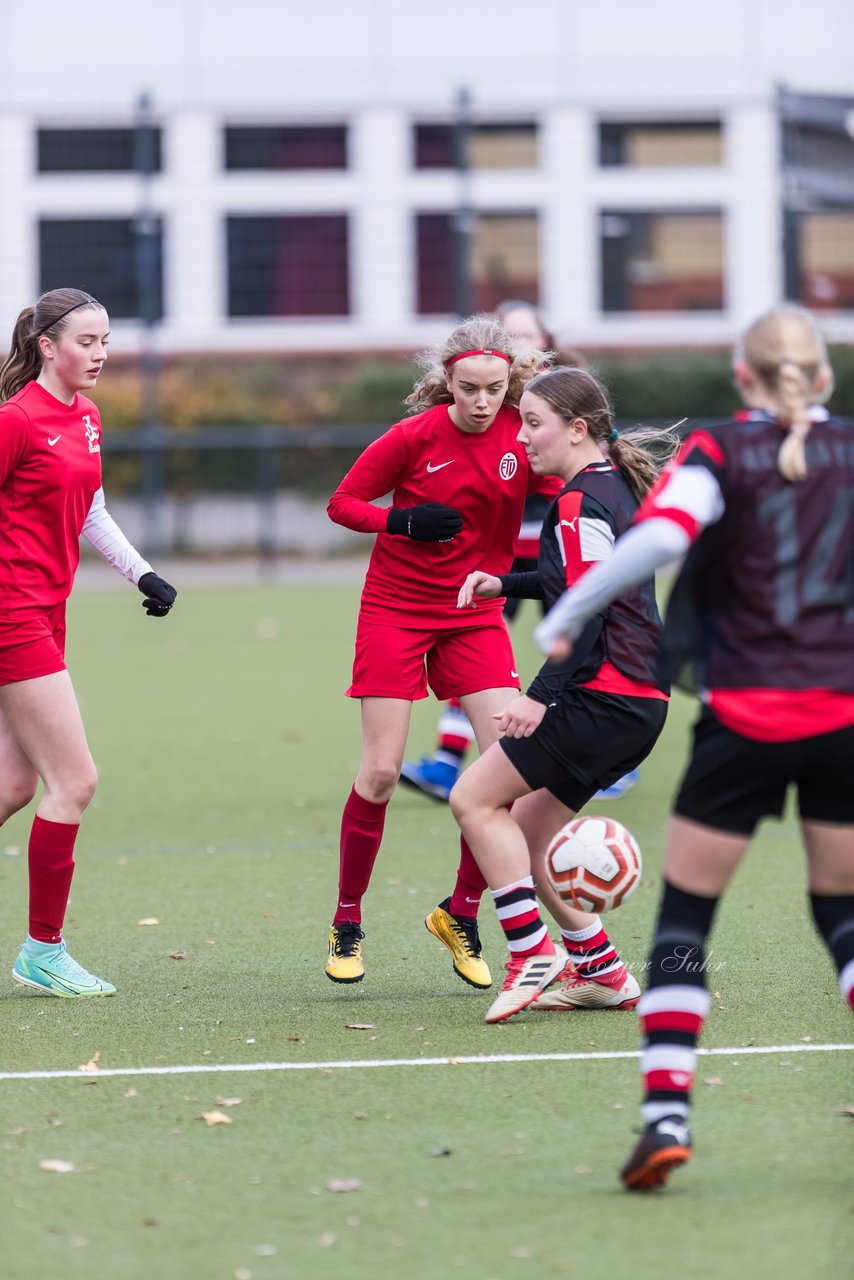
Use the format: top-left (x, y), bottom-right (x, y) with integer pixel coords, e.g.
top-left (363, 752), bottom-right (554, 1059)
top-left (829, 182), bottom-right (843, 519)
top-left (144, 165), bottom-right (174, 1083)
top-left (2, 0), bottom-right (852, 351)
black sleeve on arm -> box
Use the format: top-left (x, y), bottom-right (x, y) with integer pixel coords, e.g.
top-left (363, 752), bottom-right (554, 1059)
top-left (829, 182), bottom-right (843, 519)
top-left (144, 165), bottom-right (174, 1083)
top-left (525, 612), bottom-right (606, 703)
top-left (498, 571), bottom-right (545, 600)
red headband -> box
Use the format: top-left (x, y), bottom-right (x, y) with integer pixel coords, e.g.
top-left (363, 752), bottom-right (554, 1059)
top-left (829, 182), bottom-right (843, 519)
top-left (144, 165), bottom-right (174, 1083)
top-left (445, 348), bottom-right (512, 367)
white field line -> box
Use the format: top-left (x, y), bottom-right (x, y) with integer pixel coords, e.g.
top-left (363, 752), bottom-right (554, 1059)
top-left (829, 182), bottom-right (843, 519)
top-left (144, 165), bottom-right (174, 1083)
top-left (0, 1042), bottom-right (851, 1083)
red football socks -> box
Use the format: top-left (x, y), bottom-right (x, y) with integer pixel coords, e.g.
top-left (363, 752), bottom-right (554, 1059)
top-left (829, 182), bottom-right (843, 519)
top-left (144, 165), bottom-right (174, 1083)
top-left (333, 786), bottom-right (389, 926)
top-left (28, 815), bottom-right (79, 943)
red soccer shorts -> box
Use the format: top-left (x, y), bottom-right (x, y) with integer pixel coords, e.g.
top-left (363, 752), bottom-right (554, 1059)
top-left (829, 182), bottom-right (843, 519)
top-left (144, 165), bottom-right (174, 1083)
top-left (0, 606), bottom-right (68, 687)
top-left (347, 618), bottom-right (520, 701)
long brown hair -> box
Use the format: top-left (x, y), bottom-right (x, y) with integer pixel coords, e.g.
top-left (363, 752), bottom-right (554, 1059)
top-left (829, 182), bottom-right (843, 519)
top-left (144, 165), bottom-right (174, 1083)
top-left (524, 366), bottom-right (680, 502)
top-left (736, 305), bottom-right (833, 482)
top-left (0, 288), bottom-right (103, 401)
top-left (405, 314), bottom-right (544, 414)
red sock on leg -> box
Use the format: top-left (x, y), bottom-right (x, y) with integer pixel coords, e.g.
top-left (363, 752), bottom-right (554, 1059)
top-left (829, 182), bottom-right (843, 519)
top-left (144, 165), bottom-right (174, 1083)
top-left (561, 920), bottom-right (628, 988)
top-left (28, 815), bottom-right (79, 943)
top-left (448, 835), bottom-right (487, 919)
top-left (333, 786), bottom-right (388, 926)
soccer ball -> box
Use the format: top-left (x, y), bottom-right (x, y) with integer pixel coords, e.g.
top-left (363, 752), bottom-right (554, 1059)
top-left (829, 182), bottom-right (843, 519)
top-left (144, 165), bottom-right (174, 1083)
top-left (545, 816), bottom-right (642, 913)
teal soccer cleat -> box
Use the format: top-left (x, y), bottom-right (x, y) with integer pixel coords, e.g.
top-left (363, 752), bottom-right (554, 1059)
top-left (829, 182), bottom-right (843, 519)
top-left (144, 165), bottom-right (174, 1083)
top-left (12, 939), bottom-right (116, 997)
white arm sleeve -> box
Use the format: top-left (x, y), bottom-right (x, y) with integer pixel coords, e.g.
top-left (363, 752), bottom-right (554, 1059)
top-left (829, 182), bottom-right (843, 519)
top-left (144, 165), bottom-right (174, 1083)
top-left (533, 518), bottom-right (691, 652)
top-left (81, 488), bottom-right (153, 585)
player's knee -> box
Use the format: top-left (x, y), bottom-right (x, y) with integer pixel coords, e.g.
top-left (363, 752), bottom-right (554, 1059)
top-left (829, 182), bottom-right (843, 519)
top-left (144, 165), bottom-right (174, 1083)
top-left (0, 773), bottom-right (39, 821)
top-left (448, 775), bottom-right (474, 825)
top-left (360, 760), bottom-right (398, 803)
top-left (65, 764), bottom-right (99, 814)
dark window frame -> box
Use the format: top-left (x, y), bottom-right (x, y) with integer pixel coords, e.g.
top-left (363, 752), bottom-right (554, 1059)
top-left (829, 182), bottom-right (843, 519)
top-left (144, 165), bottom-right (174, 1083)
top-left (224, 125), bottom-right (348, 171)
top-left (37, 127), bottom-right (163, 174)
top-left (598, 119), bottom-right (722, 167)
top-left (38, 217), bottom-right (165, 321)
top-left (599, 208), bottom-right (725, 314)
top-left (226, 213), bottom-right (350, 318)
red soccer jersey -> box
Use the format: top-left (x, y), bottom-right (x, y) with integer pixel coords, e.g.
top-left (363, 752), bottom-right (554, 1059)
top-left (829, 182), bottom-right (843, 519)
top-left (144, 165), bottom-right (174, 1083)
top-left (0, 381), bottom-right (102, 613)
top-left (328, 402), bottom-right (557, 626)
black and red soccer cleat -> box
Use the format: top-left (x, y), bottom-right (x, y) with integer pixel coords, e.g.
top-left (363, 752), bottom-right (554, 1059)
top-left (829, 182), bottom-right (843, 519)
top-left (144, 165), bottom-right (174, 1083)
top-left (620, 1115), bottom-right (692, 1191)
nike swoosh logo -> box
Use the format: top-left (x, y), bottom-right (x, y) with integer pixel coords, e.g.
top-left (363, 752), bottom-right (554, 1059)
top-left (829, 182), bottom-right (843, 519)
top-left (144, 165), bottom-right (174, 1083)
top-left (510, 670), bottom-right (519, 678)
top-left (48, 436), bottom-right (62, 446)
top-left (426, 460), bottom-right (455, 473)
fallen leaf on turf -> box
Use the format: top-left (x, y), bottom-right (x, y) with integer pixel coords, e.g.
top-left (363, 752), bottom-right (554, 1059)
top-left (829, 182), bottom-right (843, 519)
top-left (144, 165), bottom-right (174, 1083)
top-left (345, 1024), bottom-right (374, 1031)
top-left (801, 1035), bottom-right (812, 1043)
top-left (78, 1052), bottom-right (100, 1072)
top-left (124, 1089), bottom-right (138, 1099)
top-left (703, 1077), bottom-right (724, 1086)
top-left (169, 951), bottom-right (188, 960)
top-left (137, 917), bottom-right (159, 927)
top-left (8, 1126), bottom-right (28, 1136)
top-left (511, 1246), bottom-right (531, 1258)
top-left (215, 1097), bottom-right (242, 1108)
top-left (574, 1166), bottom-right (591, 1175)
top-left (325, 1178), bottom-right (362, 1193)
top-left (430, 1148), bottom-right (452, 1157)
top-left (319, 1233), bottom-right (337, 1248)
top-left (234, 1270), bottom-right (253, 1280)
top-left (200, 1110), bottom-right (233, 1126)
top-left (286, 1035), bottom-right (300, 1042)
top-left (353, 1112), bottom-right (367, 1120)
top-left (39, 1160), bottom-right (78, 1173)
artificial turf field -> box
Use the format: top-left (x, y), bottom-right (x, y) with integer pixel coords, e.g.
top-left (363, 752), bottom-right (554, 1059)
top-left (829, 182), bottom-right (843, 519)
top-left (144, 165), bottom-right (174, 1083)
top-left (1, 572), bottom-right (852, 1280)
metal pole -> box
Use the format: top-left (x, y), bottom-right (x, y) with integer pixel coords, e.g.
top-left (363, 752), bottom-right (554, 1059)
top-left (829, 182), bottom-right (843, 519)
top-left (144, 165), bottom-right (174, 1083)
top-left (778, 84), bottom-right (801, 304)
top-left (134, 90), bottom-right (164, 555)
top-left (451, 86), bottom-right (473, 319)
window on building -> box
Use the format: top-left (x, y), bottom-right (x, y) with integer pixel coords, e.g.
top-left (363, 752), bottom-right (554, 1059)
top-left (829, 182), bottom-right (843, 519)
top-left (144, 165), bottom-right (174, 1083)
top-left (39, 218), bottom-right (164, 320)
top-left (600, 210), bottom-right (724, 312)
top-left (224, 126), bottom-right (347, 170)
top-left (414, 123), bottom-right (538, 169)
top-left (599, 121), bottom-right (722, 167)
top-left (226, 215), bottom-right (349, 316)
top-left (415, 212), bottom-right (539, 314)
top-left (797, 210), bottom-right (854, 309)
top-left (37, 127), bottom-right (162, 173)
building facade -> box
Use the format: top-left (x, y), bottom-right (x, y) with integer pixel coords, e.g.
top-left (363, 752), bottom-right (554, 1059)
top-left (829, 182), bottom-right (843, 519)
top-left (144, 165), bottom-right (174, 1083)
top-left (2, 0), bottom-right (852, 354)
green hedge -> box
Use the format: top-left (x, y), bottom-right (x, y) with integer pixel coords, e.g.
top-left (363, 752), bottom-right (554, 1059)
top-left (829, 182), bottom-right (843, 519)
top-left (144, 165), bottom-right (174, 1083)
top-left (95, 345), bottom-right (854, 432)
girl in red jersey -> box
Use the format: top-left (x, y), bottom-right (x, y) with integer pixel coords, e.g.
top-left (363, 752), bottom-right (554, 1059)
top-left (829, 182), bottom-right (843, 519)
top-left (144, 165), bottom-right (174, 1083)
top-left (450, 368), bottom-right (677, 1024)
top-left (0, 288), bottom-right (176, 998)
top-left (325, 314), bottom-right (561, 986)
top-left (400, 299), bottom-right (596, 800)
top-left (535, 305), bottom-right (854, 1190)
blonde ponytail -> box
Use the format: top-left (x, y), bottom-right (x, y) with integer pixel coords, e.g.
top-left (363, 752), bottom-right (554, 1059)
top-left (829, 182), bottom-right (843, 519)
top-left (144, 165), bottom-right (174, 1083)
top-left (775, 359), bottom-right (811, 482)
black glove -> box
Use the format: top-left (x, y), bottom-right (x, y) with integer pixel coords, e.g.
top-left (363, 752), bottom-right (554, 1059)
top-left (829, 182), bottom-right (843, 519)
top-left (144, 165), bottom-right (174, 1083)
top-left (138, 571), bottom-right (177, 617)
top-left (386, 503), bottom-right (463, 543)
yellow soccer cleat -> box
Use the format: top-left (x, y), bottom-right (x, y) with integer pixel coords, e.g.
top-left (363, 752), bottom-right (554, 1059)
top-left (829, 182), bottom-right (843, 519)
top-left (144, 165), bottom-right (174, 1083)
top-left (325, 923), bottom-right (365, 983)
top-left (425, 898), bottom-right (492, 989)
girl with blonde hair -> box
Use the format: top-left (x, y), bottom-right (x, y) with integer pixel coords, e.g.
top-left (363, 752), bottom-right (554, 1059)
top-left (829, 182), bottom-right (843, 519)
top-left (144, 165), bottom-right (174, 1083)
top-left (534, 305), bottom-right (853, 1190)
top-left (324, 314), bottom-right (559, 987)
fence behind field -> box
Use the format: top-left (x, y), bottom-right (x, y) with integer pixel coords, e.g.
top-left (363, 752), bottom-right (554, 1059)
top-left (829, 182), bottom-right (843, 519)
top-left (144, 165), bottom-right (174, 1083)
top-left (93, 418), bottom-right (718, 562)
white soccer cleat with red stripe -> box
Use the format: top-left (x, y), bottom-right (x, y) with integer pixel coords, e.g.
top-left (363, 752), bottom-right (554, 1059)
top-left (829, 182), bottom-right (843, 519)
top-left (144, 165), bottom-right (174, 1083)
top-left (532, 969), bottom-right (641, 1010)
top-left (484, 948), bottom-right (566, 1023)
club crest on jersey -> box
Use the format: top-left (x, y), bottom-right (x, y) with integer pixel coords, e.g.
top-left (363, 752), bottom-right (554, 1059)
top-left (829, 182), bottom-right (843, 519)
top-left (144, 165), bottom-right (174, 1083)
top-left (498, 452), bottom-right (518, 480)
top-left (82, 414), bottom-right (100, 453)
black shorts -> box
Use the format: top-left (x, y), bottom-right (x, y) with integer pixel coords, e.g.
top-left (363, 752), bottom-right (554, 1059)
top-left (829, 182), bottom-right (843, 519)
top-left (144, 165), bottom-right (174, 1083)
top-left (674, 708), bottom-right (854, 836)
top-left (499, 686), bottom-right (668, 812)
